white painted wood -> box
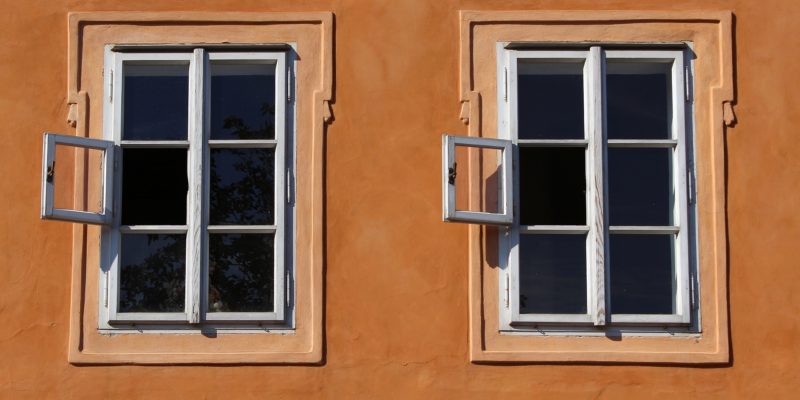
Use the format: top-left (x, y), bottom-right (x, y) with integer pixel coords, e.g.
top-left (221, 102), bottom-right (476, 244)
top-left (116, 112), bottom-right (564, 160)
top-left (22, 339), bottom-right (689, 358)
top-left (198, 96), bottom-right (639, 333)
top-left (119, 140), bottom-right (190, 148)
top-left (442, 134), bottom-right (513, 225)
top-left (208, 139), bottom-right (277, 148)
top-left (40, 133), bottom-right (115, 225)
top-left (587, 46), bottom-right (606, 326)
top-left (607, 139), bottom-right (678, 148)
top-left (520, 225), bottom-right (589, 234)
top-left (186, 48), bottom-right (205, 324)
top-left (609, 226), bottom-right (680, 234)
top-left (518, 139), bottom-right (588, 147)
top-left (119, 225), bottom-right (188, 234)
top-left (206, 225), bottom-right (277, 233)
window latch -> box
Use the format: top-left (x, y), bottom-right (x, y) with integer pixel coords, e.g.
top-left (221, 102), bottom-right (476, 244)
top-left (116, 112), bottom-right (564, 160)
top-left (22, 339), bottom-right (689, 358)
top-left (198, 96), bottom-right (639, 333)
top-left (46, 161), bottom-right (55, 183)
top-left (448, 162), bottom-right (457, 185)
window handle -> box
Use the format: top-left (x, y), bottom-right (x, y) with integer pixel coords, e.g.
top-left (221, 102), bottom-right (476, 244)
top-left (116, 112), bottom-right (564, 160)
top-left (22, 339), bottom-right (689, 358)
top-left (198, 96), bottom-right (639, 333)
top-left (46, 161), bottom-right (55, 183)
top-left (448, 162), bottom-right (457, 185)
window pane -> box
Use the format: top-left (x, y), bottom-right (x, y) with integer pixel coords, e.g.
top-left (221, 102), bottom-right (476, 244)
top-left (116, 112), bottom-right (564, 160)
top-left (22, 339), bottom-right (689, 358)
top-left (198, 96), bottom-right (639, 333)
top-left (517, 61), bottom-right (584, 140)
top-left (119, 234), bottom-right (186, 313)
top-left (121, 148), bottom-right (188, 225)
top-left (519, 234), bottom-right (587, 314)
top-left (519, 147), bottom-right (585, 225)
top-left (608, 148), bottom-right (672, 226)
top-left (210, 148), bottom-right (275, 225)
top-left (607, 62), bottom-right (672, 139)
top-left (209, 234), bottom-right (275, 312)
top-left (210, 63), bottom-right (277, 140)
top-left (610, 234), bottom-right (675, 314)
top-left (123, 64), bottom-right (189, 140)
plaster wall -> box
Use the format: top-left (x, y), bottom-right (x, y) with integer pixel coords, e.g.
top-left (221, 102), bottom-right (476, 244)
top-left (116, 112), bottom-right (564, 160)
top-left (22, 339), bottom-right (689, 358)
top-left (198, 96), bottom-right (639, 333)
top-left (0, 0), bottom-right (799, 398)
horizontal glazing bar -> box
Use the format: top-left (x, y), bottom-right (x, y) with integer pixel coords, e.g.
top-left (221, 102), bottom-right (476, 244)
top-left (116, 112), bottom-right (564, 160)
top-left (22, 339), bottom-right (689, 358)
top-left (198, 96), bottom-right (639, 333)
top-left (609, 226), bottom-right (679, 234)
top-left (609, 314), bottom-right (689, 325)
top-left (520, 225), bottom-right (590, 234)
top-left (119, 225), bottom-right (188, 233)
top-left (607, 139), bottom-right (678, 148)
top-left (207, 225), bottom-right (277, 233)
top-left (511, 314), bottom-right (594, 324)
top-left (120, 140), bottom-right (190, 148)
top-left (112, 43), bottom-right (292, 52)
top-left (208, 140), bottom-right (278, 148)
top-left (518, 139), bottom-right (588, 147)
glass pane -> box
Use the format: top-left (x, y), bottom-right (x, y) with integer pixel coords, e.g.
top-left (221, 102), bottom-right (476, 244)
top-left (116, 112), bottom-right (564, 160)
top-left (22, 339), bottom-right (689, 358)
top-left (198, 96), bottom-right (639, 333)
top-left (210, 148), bottom-right (275, 225)
top-left (607, 62), bottom-right (672, 139)
top-left (519, 147), bottom-right (586, 225)
top-left (123, 64), bottom-right (189, 140)
top-left (119, 234), bottom-right (186, 313)
top-left (209, 234), bottom-right (275, 312)
top-left (608, 148), bottom-right (672, 226)
top-left (610, 234), bottom-right (675, 314)
top-left (210, 63), bottom-right (277, 140)
top-left (121, 148), bottom-right (187, 225)
top-left (519, 234), bottom-right (587, 314)
top-left (517, 61), bottom-right (584, 140)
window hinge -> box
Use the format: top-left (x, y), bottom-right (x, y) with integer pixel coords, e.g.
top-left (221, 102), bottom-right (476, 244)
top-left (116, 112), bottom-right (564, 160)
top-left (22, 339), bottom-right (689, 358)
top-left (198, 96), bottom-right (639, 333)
top-left (104, 272), bottom-right (110, 308)
top-left (684, 65), bottom-right (691, 103)
top-left (109, 69), bottom-right (114, 103)
top-left (505, 273), bottom-right (510, 309)
top-left (285, 273), bottom-right (291, 308)
top-left (689, 274), bottom-right (697, 310)
top-left (688, 168), bottom-right (696, 205)
top-left (287, 67), bottom-right (293, 103)
top-left (286, 168), bottom-right (290, 204)
top-left (503, 67), bottom-right (508, 102)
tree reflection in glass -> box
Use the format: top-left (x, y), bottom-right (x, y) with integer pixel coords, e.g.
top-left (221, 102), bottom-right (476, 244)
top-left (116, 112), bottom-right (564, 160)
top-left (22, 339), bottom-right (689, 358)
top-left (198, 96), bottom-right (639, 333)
top-left (119, 234), bottom-right (186, 313)
top-left (210, 63), bottom-right (276, 140)
top-left (209, 234), bottom-right (274, 312)
top-left (210, 148), bottom-right (275, 225)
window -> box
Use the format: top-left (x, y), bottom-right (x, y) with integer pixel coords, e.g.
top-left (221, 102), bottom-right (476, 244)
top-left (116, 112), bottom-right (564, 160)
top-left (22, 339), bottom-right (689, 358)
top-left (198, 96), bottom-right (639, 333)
top-left (445, 46), bottom-right (696, 332)
top-left (45, 47), bottom-right (294, 329)
top-left (499, 46), bottom-right (695, 332)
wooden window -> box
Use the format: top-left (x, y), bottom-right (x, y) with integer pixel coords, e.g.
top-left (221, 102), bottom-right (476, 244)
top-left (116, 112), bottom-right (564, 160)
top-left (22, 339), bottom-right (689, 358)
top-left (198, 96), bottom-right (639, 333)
top-left (43, 47), bottom-right (294, 329)
top-left (447, 46), bottom-right (696, 333)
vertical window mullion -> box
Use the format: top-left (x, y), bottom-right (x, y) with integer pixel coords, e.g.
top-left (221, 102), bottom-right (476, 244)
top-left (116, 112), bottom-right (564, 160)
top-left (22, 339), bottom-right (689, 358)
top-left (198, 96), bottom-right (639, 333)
top-left (186, 48), bottom-right (206, 324)
top-left (672, 51), bottom-right (691, 323)
top-left (273, 53), bottom-right (288, 321)
top-left (586, 46), bottom-right (607, 326)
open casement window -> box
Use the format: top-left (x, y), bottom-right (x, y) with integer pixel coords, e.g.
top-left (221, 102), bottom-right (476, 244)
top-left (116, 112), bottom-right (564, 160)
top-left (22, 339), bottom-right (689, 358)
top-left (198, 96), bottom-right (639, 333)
top-left (494, 46), bottom-right (695, 332)
top-left (41, 133), bottom-right (115, 225)
top-left (76, 46), bottom-right (295, 328)
top-left (442, 134), bottom-right (513, 225)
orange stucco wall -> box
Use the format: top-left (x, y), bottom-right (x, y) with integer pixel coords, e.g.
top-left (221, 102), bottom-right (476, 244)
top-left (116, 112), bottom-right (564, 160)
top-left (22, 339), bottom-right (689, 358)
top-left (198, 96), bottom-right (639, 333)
top-left (1, 0), bottom-right (799, 398)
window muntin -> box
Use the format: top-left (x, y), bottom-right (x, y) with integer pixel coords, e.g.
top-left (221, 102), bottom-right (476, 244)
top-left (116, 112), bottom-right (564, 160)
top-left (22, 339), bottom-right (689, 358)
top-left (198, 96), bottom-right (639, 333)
top-left (500, 47), bottom-right (693, 331)
top-left (102, 49), bottom-right (290, 327)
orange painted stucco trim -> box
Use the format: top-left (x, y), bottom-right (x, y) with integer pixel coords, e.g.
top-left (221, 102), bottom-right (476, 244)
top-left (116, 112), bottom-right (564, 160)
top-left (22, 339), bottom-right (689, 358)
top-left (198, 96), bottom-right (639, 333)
top-left (64, 11), bottom-right (333, 364)
top-left (459, 10), bottom-right (735, 364)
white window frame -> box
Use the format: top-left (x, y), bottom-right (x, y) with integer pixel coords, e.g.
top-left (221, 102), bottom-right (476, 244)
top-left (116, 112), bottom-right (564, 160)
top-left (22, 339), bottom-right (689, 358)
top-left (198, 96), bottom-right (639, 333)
top-left (490, 45), bottom-right (694, 332)
top-left (41, 133), bottom-right (115, 225)
top-left (442, 134), bottom-right (513, 225)
top-left (96, 46), bottom-right (293, 328)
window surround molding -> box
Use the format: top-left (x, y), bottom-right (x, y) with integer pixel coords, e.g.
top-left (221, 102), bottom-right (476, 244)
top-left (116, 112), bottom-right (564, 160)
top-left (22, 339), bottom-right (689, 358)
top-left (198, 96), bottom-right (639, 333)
top-left (457, 10), bottom-right (735, 364)
top-left (62, 11), bottom-right (332, 364)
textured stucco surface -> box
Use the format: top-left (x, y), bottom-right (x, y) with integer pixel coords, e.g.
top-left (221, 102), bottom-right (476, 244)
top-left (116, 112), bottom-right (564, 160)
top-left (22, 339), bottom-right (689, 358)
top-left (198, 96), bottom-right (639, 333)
top-left (1, 0), bottom-right (799, 398)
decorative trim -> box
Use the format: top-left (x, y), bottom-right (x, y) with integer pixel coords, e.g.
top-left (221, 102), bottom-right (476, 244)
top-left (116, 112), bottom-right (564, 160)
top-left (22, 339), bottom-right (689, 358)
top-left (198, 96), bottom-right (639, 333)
top-left (65, 11), bottom-right (333, 365)
top-left (459, 10), bottom-right (735, 364)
